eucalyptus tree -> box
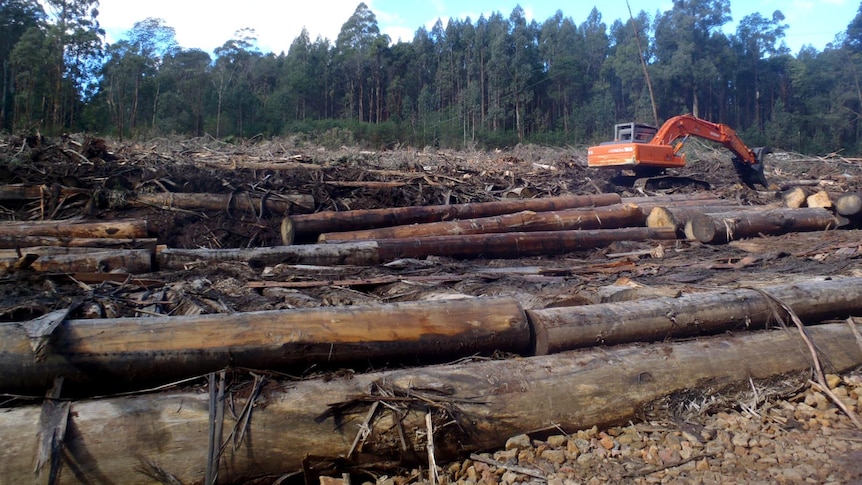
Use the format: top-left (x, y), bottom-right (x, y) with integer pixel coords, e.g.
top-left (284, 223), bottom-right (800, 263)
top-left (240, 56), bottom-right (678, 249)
top-left (653, 0), bottom-right (730, 119)
top-left (212, 28), bottom-right (260, 137)
top-left (98, 17), bottom-right (178, 138)
top-left (334, 2), bottom-right (388, 123)
top-left (732, 11), bottom-right (788, 131)
top-left (0, 0), bottom-right (44, 130)
top-left (156, 48), bottom-right (211, 136)
top-left (40, 0), bottom-right (104, 130)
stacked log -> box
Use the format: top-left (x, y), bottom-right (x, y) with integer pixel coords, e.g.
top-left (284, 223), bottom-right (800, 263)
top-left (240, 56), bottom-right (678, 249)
top-left (688, 207), bottom-right (839, 244)
top-left (319, 203), bottom-right (647, 242)
top-left (0, 297), bottom-right (528, 392)
top-left (282, 193), bottom-right (623, 243)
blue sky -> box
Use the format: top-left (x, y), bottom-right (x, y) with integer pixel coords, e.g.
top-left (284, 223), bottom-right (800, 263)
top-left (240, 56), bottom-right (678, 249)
top-left (91, 0), bottom-right (857, 56)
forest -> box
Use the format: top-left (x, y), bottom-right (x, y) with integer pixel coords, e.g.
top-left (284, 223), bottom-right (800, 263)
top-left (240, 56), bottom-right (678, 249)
top-left (3, 0), bottom-right (862, 154)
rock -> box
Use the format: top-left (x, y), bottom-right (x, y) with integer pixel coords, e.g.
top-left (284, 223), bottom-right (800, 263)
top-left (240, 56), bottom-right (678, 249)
top-left (696, 458), bottom-right (711, 471)
top-left (599, 433), bottom-right (615, 450)
top-left (542, 449), bottom-right (566, 465)
top-left (731, 432), bottom-right (751, 448)
top-left (826, 374), bottom-right (842, 389)
top-left (494, 449), bottom-right (518, 462)
top-left (547, 434), bottom-right (567, 448)
top-left (505, 434), bottom-right (532, 451)
top-left (500, 471), bottom-right (520, 484)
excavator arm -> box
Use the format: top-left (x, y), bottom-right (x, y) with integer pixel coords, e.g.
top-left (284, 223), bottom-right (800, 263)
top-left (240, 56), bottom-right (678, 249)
top-left (587, 114), bottom-right (771, 188)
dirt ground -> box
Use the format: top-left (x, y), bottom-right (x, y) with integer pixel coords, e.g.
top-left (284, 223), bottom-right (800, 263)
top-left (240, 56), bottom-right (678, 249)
top-left (1, 134), bottom-right (862, 484)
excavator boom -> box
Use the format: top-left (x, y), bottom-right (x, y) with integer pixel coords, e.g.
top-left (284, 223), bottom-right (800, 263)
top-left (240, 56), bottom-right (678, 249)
top-left (587, 114), bottom-right (770, 188)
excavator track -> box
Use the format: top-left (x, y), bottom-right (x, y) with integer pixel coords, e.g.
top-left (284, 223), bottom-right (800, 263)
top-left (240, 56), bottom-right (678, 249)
top-left (610, 173), bottom-right (711, 191)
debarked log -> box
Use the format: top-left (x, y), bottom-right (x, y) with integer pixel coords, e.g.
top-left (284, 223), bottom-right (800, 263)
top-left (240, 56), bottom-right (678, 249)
top-left (527, 276), bottom-right (862, 354)
top-left (283, 193), bottom-right (623, 243)
top-left (318, 203), bottom-right (646, 242)
top-left (0, 218), bottom-right (148, 239)
top-left (689, 207), bottom-right (839, 244)
top-left (157, 241), bottom-right (383, 269)
top-left (645, 205), bottom-right (755, 233)
top-left (1, 324), bottom-right (860, 484)
top-left (0, 297), bottom-right (528, 393)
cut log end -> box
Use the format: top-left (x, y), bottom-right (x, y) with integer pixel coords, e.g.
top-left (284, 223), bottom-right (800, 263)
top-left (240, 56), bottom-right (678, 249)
top-left (782, 187), bottom-right (807, 208)
top-left (806, 190), bottom-right (833, 209)
top-left (281, 217), bottom-right (296, 245)
top-left (836, 193), bottom-right (862, 217)
top-left (646, 207), bottom-right (675, 229)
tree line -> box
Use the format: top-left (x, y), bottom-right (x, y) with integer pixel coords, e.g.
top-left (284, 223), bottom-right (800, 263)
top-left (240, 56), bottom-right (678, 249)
top-left (3, 0), bottom-right (862, 155)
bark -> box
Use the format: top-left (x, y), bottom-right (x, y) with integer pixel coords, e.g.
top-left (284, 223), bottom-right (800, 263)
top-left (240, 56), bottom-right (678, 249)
top-left (527, 276), bottom-right (862, 354)
top-left (836, 192), bottom-right (862, 217)
top-left (0, 297), bottom-right (528, 393)
top-left (0, 236), bottom-right (157, 250)
top-left (130, 191), bottom-right (314, 214)
top-left (0, 324), bottom-right (859, 483)
top-left (689, 207), bottom-right (838, 244)
top-left (0, 184), bottom-right (90, 200)
top-left (0, 248), bottom-right (152, 273)
top-left (283, 193), bottom-right (622, 244)
top-left (0, 219), bottom-right (148, 239)
top-left (319, 204), bottom-right (646, 242)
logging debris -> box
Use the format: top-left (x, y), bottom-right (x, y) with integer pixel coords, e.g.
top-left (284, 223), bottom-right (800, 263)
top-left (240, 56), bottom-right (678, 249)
top-left (2, 135), bottom-right (862, 483)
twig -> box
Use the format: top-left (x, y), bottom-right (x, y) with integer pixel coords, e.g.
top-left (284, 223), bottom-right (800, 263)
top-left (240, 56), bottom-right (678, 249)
top-left (468, 453), bottom-right (547, 481)
top-left (347, 401), bottom-right (379, 458)
top-left (426, 412), bottom-right (439, 485)
top-left (847, 317), bottom-right (862, 354)
top-left (756, 289), bottom-right (862, 430)
top-left (627, 453), bottom-right (716, 478)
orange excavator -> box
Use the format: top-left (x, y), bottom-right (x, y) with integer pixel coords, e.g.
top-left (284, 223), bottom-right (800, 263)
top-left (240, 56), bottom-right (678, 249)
top-left (587, 114), bottom-right (771, 189)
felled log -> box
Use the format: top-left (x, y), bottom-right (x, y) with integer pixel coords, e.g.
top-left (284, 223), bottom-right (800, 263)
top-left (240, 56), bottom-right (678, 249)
top-left (370, 227), bottom-right (677, 260)
top-left (282, 193), bottom-right (622, 244)
top-left (645, 205), bottom-right (753, 233)
top-left (1, 324), bottom-right (859, 484)
top-left (0, 219), bottom-right (148, 239)
top-left (836, 192), bottom-right (862, 217)
top-left (0, 296), bottom-right (528, 393)
top-left (161, 228), bottom-right (677, 268)
top-left (0, 235), bottom-right (157, 250)
top-left (129, 191), bottom-right (314, 214)
top-left (688, 207), bottom-right (838, 244)
top-left (319, 204), bottom-right (646, 242)
top-left (0, 184), bottom-right (90, 200)
top-left (158, 241), bottom-right (383, 269)
top-left (527, 276), bottom-right (862, 354)
top-left (0, 248), bottom-right (152, 273)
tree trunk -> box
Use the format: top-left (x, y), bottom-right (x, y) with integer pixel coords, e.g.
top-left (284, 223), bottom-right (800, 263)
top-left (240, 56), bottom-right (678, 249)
top-left (130, 192), bottom-right (314, 215)
top-left (0, 236), bottom-right (157, 250)
top-left (161, 228), bottom-right (677, 268)
top-left (689, 208), bottom-right (838, 244)
top-left (0, 248), bottom-right (152, 273)
top-left (645, 205), bottom-right (758, 234)
top-left (356, 228), bottom-right (677, 261)
top-left (283, 193), bottom-right (622, 244)
top-left (0, 219), bottom-right (148, 239)
top-left (527, 276), bottom-right (862, 354)
top-left (0, 324), bottom-right (859, 484)
top-left (319, 204), bottom-right (646, 242)
top-left (157, 241), bottom-right (383, 269)
top-left (0, 296), bottom-right (528, 393)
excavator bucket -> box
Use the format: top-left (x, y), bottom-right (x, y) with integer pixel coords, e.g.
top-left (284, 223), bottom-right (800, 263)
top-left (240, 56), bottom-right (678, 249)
top-left (732, 147), bottom-right (771, 189)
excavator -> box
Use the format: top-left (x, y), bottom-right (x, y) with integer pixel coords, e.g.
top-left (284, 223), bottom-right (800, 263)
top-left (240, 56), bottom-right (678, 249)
top-left (587, 114), bottom-right (771, 189)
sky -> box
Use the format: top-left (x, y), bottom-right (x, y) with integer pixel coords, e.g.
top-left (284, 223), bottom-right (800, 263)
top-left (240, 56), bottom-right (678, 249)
top-left (88, 0), bottom-right (858, 56)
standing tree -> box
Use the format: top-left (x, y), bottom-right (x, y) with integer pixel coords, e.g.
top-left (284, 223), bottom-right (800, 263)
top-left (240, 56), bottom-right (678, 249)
top-left (0, 0), bottom-right (44, 130)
